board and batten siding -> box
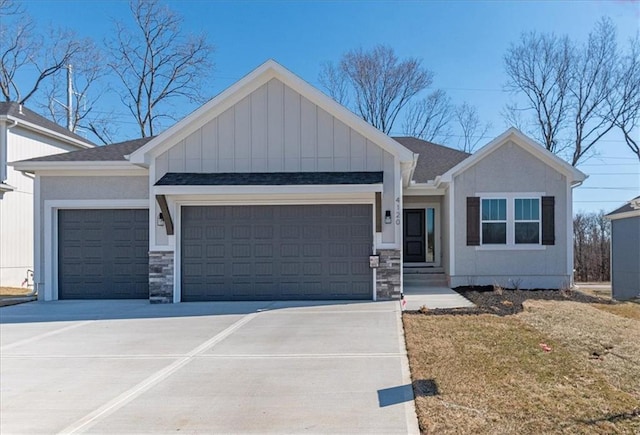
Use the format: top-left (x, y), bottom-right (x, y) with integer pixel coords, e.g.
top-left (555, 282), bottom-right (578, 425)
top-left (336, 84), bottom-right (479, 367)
top-left (154, 79), bottom-right (391, 179)
top-left (0, 127), bottom-right (86, 287)
top-left (151, 77), bottom-right (398, 248)
top-left (451, 140), bottom-right (570, 289)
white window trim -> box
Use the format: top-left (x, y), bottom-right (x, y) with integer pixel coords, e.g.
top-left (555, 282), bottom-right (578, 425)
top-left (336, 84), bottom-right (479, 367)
top-left (514, 198), bottom-right (541, 245)
top-left (475, 192), bottom-right (546, 251)
top-left (480, 198), bottom-right (507, 245)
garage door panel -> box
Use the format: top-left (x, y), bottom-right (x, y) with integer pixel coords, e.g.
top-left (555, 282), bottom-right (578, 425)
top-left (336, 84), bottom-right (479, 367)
top-left (181, 204), bottom-right (372, 301)
top-left (58, 209), bottom-right (149, 300)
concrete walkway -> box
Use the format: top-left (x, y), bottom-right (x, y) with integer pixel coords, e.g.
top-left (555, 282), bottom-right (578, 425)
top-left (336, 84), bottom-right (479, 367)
top-left (0, 300), bottom-right (419, 434)
top-left (402, 283), bottom-right (475, 311)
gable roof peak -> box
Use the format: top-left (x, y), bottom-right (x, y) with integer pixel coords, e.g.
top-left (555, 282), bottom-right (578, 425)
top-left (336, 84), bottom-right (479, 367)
top-left (438, 127), bottom-right (587, 185)
top-left (127, 60), bottom-right (416, 166)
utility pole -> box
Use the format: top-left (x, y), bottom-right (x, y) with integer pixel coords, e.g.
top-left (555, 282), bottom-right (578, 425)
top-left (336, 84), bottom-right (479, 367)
top-left (66, 64), bottom-right (73, 131)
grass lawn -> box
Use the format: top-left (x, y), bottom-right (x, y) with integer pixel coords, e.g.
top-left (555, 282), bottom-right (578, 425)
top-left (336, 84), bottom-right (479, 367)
top-left (0, 286), bottom-right (36, 307)
top-left (404, 297), bottom-right (640, 434)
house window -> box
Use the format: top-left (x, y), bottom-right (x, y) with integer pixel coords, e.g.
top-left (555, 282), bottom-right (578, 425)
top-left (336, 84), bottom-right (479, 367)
top-left (467, 194), bottom-right (554, 248)
top-left (514, 198), bottom-right (540, 244)
top-left (481, 198), bottom-right (506, 244)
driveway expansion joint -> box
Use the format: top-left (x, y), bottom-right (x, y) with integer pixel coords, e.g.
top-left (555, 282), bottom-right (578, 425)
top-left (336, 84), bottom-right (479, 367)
top-left (58, 311), bottom-right (259, 434)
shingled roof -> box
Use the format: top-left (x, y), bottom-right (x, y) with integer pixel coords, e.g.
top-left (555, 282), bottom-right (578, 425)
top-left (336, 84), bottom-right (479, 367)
top-left (0, 102), bottom-right (94, 147)
top-left (18, 137), bottom-right (154, 162)
top-left (156, 171), bottom-right (384, 186)
top-left (15, 132), bottom-right (469, 180)
top-left (392, 136), bottom-right (470, 183)
top-left (606, 195), bottom-right (640, 217)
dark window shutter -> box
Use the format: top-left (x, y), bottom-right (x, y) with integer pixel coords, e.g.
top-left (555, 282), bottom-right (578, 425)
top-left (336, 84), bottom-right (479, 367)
top-left (467, 197), bottom-right (480, 246)
top-left (541, 196), bottom-right (555, 245)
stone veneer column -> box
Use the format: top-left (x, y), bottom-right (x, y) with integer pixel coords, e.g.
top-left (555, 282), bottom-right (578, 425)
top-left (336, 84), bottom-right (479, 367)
top-left (376, 249), bottom-right (401, 299)
top-left (149, 251), bottom-right (174, 304)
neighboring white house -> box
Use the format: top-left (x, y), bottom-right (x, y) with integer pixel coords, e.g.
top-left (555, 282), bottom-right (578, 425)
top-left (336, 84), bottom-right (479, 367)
top-left (12, 60), bottom-right (587, 302)
top-left (0, 102), bottom-right (94, 288)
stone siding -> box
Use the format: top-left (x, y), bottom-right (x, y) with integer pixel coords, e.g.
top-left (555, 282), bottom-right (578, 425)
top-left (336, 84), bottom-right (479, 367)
top-left (376, 249), bottom-right (401, 299)
top-left (149, 251), bottom-right (174, 303)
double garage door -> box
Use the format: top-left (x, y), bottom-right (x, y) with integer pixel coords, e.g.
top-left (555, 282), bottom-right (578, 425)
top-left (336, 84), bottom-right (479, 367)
top-left (57, 205), bottom-right (373, 301)
top-left (181, 204), bottom-right (373, 301)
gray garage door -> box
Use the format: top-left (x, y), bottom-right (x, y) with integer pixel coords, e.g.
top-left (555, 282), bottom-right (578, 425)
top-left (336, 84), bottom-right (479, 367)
top-left (181, 205), bottom-right (373, 301)
top-left (58, 209), bottom-right (149, 299)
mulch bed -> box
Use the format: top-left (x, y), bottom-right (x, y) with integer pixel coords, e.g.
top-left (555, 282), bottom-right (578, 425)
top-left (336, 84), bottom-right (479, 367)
top-left (408, 286), bottom-right (613, 317)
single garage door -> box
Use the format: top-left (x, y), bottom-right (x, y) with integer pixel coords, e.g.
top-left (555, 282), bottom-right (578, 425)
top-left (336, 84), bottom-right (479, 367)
top-left (58, 209), bottom-right (149, 299)
top-left (181, 204), bottom-right (373, 301)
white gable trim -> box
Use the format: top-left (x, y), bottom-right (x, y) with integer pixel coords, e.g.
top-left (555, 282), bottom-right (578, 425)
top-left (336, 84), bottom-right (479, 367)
top-left (1, 115), bottom-right (94, 149)
top-left (607, 209), bottom-right (640, 220)
top-left (438, 128), bottom-right (587, 185)
top-left (128, 60), bottom-right (416, 165)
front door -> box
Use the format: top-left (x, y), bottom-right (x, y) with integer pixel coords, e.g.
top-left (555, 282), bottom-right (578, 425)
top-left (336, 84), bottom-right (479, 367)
top-left (403, 209), bottom-right (425, 263)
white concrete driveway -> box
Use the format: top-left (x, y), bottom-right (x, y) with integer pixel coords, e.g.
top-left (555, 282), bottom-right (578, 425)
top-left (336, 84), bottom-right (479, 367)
top-left (0, 300), bottom-right (418, 434)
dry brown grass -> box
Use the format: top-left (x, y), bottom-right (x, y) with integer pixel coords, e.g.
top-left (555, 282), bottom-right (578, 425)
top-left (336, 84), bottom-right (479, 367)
top-left (404, 304), bottom-right (640, 434)
top-left (591, 302), bottom-right (640, 321)
top-left (519, 300), bottom-right (640, 399)
top-left (0, 286), bottom-right (32, 296)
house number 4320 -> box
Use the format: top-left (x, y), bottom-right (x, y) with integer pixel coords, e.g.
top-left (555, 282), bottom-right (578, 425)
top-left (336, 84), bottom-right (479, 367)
top-left (395, 197), bottom-right (401, 225)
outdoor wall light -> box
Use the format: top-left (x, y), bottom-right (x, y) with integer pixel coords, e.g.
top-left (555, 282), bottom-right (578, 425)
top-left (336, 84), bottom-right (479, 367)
top-left (157, 212), bottom-right (165, 227)
top-left (384, 210), bottom-right (392, 224)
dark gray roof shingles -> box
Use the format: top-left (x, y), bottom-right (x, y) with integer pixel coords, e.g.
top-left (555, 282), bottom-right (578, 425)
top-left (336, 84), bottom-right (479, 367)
top-left (17, 137), bottom-right (154, 162)
top-left (156, 172), bottom-right (384, 186)
top-left (392, 136), bottom-right (471, 183)
top-left (0, 102), bottom-right (94, 146)
top-left (606, 195), bottom-right (640, 217)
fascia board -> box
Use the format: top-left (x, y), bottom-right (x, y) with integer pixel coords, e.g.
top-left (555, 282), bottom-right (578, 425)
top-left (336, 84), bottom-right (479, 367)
top-left (606, 209), bottom-right (640, 220)
top-left (2, 115), bottom-right (94, 149)
top-left (154, 183), bottom-right (383, 196)
top-left (11, 161), bottom-right (147, 173)
top-left (129, 60), bottom-right (416, 165)
top-left (440, 128), bottom-right (587, 183)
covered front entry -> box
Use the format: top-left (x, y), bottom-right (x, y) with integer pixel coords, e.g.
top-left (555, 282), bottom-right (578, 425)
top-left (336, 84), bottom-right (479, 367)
top-left (403, 205), bottom-right (439, 265)
top-left (180, 204), bottom-right (373, 301)
top-left (57, 209), bottom-right (149, 299)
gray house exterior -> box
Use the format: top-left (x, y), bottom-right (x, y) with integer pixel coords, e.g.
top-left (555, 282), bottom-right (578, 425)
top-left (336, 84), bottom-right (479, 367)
top-left (12, 60), bottom-right (587, 303)
top-left (606, 196), bottom-right (640, 301)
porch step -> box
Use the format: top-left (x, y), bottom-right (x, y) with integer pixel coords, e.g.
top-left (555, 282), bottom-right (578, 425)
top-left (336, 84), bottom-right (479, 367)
top-left (403, 266), bottom-right (444, 274)
top-left (403, 270), bottom-right (448, 287)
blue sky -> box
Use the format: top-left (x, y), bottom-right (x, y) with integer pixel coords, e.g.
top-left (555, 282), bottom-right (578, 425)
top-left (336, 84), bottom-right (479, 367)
top-left (19, 0), bottom-right (640, 213)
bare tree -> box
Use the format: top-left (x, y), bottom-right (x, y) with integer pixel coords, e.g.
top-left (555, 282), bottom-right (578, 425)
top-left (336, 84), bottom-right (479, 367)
top-left (573, 210), bottom-right (610, 282)
top-left (319, 45), bottom-right (433, 134)
top-left (454, 102), bottom-right (492, 153)
top-left (106, 0), bottom-right (215, 137)
top-left (504, 18), bottom-right (639, 165)
top-left (402, 89), bottom-right (452, 142)
top-left (568, 18), bottom-right (619, 165)
top-left (318, 61), bottom-right (349, 106)
top-left (38, 42), bottom-right (117, 143)
top-left (610, 35), bottom-right (640, 159)
top-left (504, 31), bottom-right (572, 155)
top-left (0, 1), bottom-right (85, 104)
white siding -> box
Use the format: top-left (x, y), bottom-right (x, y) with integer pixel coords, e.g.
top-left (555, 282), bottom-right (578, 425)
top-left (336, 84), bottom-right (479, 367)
top-left (151, 77), bottom-right (399, 249)
top-left (451, 140), bottom-right (570, 289)
top-left (0, 127), bottom-right (85, 287)
top-left (154, 78), bottom-right (392, 181)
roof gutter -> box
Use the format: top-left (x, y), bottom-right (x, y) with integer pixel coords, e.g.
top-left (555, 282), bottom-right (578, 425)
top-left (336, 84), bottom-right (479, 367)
top-left (400, 153), bottom-right (418, 187)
